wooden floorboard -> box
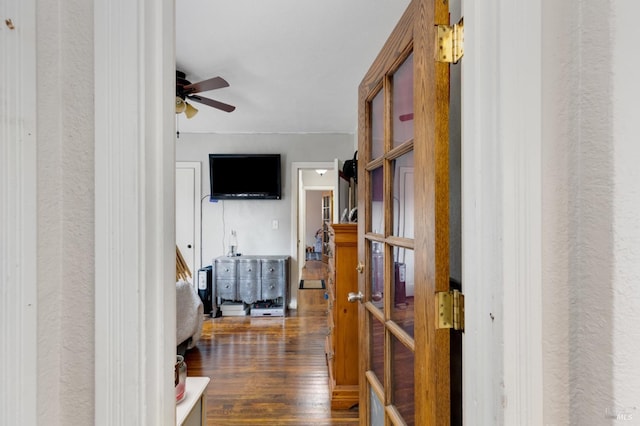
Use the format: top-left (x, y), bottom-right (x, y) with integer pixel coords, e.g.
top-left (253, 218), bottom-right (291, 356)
top-left (184, 261), bottom-right (358, 425)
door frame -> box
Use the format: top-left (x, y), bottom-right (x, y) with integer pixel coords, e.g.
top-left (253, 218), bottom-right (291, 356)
top-left (461, 1), bottom-right (544, 424)
top-left (300, 186), bottom-right (334, 266)
top-left (92, 1), bottom-right (546, 421)
top-left (94, 0), bottom-right (176, 424)
top-left (289, 161), bottom-right (336, 309)
top-left (100, 1), bottom-right (546, 423)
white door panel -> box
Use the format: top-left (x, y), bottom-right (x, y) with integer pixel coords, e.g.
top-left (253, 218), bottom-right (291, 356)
top-left (176, 162), bottom-right (201, 283)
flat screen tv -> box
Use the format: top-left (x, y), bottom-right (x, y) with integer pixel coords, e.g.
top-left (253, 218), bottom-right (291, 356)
top-left (209, 154), bottom-right (281, 200)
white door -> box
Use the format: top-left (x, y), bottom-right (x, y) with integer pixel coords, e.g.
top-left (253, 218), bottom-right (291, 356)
top-left (176, 162), bottom-right (201, 282)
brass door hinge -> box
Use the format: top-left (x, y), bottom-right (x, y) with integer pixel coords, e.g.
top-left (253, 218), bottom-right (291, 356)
top-left (436, 18), bottom-right (464, 64)
top-left (437, 289), bottom-right (465, 331)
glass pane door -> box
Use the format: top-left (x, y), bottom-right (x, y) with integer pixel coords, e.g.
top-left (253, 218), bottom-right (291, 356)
top-left (362, 49), bottom-right (416, 425)
top-left (356, 0), bottom-right (455, 424)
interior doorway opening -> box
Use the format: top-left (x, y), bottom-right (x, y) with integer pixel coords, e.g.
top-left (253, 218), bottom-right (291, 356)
top-left (289, 160), bottom-right (349, 309)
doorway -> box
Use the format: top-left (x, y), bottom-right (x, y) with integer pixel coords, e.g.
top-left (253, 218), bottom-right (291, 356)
top-left (303, 189), bottom-right (329, 263)
top-left (289, 160), bottom-right (346, 309)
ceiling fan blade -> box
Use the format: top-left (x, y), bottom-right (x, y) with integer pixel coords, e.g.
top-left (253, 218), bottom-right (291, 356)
top-left (188, 95), bottom-right (236, 113)
top-left (183, 76), bottom-right (230, 95)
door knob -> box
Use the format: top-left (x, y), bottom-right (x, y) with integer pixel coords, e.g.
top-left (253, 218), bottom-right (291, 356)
top-left (356, 262), bottom-right (364, 273)
top-left (348, 291), bottom-right (364, 303)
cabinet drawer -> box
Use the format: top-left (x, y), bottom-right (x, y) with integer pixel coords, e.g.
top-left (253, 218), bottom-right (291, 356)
top-left (261, 260), bottom-right (284, 279)
top-left (237, 279), bottom-right (261, 304)
top-left (261, 279), bottom-right (283, 300)
top-left (237, 259), bottom-right (260, 280)
top-left (215, 279), bottom-right (236, 299)
top-left (215, 259), bottom-right (236, 279)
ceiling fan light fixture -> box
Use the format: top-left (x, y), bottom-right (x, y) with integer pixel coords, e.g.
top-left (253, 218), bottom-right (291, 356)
top-left (184, 102), bottom-right (198, 119)
top-left (175, 96), bottom-right (186, 113)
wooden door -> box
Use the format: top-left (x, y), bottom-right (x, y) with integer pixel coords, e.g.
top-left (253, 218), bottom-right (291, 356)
top-left (355, 0), bottom-right (460, 424)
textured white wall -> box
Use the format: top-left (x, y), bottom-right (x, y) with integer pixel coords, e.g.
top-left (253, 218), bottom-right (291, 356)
top-left (36, 0), bottom-right (95, 424)
top-left (611, 0), bottom-right (640, 419)
top-left (541, 1), bottom-right (578, 423)
top-left (542, 1), bottom-right (640, 424)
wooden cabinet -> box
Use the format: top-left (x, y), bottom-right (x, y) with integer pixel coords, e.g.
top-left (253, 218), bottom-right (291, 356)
top-left (325, 223), bottom-right (359, 409)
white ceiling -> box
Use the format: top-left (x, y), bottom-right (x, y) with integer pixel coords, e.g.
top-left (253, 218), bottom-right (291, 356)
top-left (176, 0), bottom-right (410, 134)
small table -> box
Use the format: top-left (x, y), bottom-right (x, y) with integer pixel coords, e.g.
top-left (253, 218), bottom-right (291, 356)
top-left (176, 376), bottom-right (210, 426)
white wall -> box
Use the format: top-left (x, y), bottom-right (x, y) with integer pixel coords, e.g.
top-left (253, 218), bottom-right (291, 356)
top-left (541, 2), bottom-right (579, 423)
top-left (36, 0), bottom-right (95, 424)
top-left (176, 132), bottom-right (354, 265)
top-left (542, 0), bottom-right (640, 424)
top-left (611, 2), bottom-right (640, 418)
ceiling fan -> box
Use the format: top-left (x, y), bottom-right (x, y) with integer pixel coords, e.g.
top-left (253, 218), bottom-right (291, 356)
top-left (175, 70), bottom-right (236, 119)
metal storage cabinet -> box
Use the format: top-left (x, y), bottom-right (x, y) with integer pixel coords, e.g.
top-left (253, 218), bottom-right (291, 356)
top-left (213, 255), bottom-right (289, 312)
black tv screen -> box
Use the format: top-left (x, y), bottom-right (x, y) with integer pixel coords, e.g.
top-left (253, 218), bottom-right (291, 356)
top-left (209, 154), bottom-right (281, 200)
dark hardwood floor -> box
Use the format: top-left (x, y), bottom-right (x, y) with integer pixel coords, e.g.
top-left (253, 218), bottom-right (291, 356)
top-left (183, 261), bottom-right (359, 425)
